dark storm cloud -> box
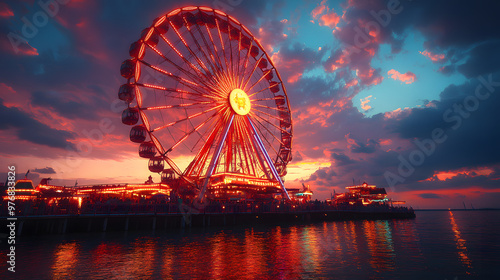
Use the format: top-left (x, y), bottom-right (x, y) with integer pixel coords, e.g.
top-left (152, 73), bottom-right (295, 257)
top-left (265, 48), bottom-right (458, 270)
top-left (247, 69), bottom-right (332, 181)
top-left (307, 166), bottom-right (337, 183)
top-left (286, 75), bottom-right (340, 107)
top-left (350, 138), bottom-right (379, 154)
top-left (391, 74), bottom-right (500, 173)
top-left (32, 167), bottom-right (56, 174)
top-left (410, 1), bottom-right (500, 50)
top-left (331, 153), bottom-right (354, 166)
top-left (457, 40), bottom-right (500, 78)
top-left (418, 193), bottom-right (445, 199)
top-left (31, 91), bottom-right (94, 120)
top-left (0, 98), bottom-right (75, 149)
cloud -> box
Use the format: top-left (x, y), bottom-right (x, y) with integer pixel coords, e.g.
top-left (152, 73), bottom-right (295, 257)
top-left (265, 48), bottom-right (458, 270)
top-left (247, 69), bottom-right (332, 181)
top-left (346, 134), bottom-right (379, 154)
top-left (271, 42), bottom-right (327, 84)
top-left (302, 72), bottom-right (500, 200)
top-left (419, 50), bottom-right (445, 62)
top-left (0, 2), bottom-right (13, 18)
top-left (311, 0), bottom-right (327, 19)
top-left (294, 151), bottom-right (303, 162)
top-left (311, 0), bottom-right (340, 29)
top-left (331, 152), bottom-right (354, 166)
top-left (31, 91), bottom-right (96, 120)
top-left (387, 69), bottom-right (416, 84)
top-left (457, 41), bottom-right (500, 78)
top-left (418, 193), bottom-right (446, 199)
top-left (438, 65), bottom-right (456, 76)
top-left (32, 167), bottom-right (56, 174)
top-left (255, 19), bottom-right (289, 52)
top-left (0, 98), bottom-right (75, 149)
top-left (360, 95), bottom-right (372, 111)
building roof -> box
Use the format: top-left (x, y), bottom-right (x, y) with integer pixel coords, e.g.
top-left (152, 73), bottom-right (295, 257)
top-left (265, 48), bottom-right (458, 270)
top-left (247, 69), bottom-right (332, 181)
top-left (14, 179), bottom-right (35, 190)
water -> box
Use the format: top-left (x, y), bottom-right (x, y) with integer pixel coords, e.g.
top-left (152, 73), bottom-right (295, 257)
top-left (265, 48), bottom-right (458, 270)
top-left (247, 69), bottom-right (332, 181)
top-left (1, 210), bottom-right (499, 279)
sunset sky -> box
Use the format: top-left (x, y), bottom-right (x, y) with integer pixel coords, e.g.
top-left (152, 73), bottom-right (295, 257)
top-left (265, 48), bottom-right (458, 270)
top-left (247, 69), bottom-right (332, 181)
top-left (1, 0), bottom-right (499, 209)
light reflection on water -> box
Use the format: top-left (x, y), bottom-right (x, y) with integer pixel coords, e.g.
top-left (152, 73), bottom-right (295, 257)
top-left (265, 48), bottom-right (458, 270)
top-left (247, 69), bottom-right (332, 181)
top-left (449, 210), bottom-right (472, 274)
top-left (1, 210), bottom-right (499, 279)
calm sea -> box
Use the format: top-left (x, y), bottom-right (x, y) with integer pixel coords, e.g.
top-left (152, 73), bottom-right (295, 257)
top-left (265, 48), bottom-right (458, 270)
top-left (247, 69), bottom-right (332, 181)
top-left (1, 210), bottom-right (499, 279)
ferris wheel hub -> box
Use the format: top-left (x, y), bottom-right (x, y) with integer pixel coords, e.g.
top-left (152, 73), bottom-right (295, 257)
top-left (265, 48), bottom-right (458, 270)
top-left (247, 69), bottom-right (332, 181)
top-left (229, 88), bottom-right (251, 116)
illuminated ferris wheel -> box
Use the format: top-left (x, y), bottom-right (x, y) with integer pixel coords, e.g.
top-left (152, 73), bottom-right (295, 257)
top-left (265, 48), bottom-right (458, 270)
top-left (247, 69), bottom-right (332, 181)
top-left (119, 6), bottom-right (293, 200)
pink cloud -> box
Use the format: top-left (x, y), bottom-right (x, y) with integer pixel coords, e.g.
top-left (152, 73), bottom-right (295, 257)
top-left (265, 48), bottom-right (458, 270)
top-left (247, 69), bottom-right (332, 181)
top-left (358, 68), bottom-right (384, 86)
top-left (379, 139), bottom-right (392, 146)
top-left (387, 69), bottom-right (416, 84)
top-left (0, 36), bottom-right (39, 56)
top-left (287, 72), bottom-right (302, 84)
top-left (311, 0), bottom-right (340, 29)
top-left (383, 107), bottom-right (411, 120)
top-left (360, 95), bottom-right (372, 111)
top-left (0, 83), bottom-right (16, 94)
top-left (255, 20), bottom-right (289, 53)
top-left (423, 167), bottom-right (495, 182)
top-left (0, 3), bottom-right (13, 18)
top-left (419, 50), bottom-right (445, 62)
top-left (344, 78), bottom-right (358, 89)
top-left (311, 0), bottom-right (327, 19)
top-left (271, 44), bottom-right (325, 85)
top-left (319, 11), bottom-right (340, 29)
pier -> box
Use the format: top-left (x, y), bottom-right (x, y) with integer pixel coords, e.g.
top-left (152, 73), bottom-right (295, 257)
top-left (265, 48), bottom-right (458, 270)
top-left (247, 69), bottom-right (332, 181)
top-left (1, 201), bottom-right (415, 236)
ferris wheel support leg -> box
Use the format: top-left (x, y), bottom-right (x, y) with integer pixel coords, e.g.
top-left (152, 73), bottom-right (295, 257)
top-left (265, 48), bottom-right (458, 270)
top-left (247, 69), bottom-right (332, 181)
top-left (197, 114), bottom-right (235, 204)
top-left (246, 117), bottom-right (291, 201)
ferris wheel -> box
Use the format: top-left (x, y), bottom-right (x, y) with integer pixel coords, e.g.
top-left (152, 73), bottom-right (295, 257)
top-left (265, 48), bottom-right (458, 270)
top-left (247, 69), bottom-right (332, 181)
top-left (119, 6), bottom-right (293, 200)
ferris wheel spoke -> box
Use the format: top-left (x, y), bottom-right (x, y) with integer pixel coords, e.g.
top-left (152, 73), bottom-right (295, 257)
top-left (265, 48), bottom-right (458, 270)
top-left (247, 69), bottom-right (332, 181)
top-left (247, 116), bottom-right (290, 199)
top-left (252, 96), bottom-right (280, 102)
top-left (209, 38), bottom-right (237, 93)
top-left (136, 83), bottom-right (222, 102)
top-left (202, 24), bottom-right (225, 75)
top-left (234, 28), bottom-right (243, 87)
top-left (249, 111), bottom-right (290, 134)
top-left (198, 113), bottom-right (235, 203)
top-left (233, 120), bottom-right (249, 174)
top-left (240, 38), bottom-right (254, 76)
top-left (145, 43), bottom-right (224, 97)
top-left (236, 119), bottom-right (263, 175)
top-left (167, 110), bottom-right (220, 153)
top-left (184, 114), bottom-right (222, 178)
top-left (252, 103), bottom-right (288, 113)
top-left (251, 108), bottom-right (284, 122)
top-left (139, 60), bottom-right (223, 99)
top-left (141, 100), bottom-right (216, 110)
top-left (184, 22), bottom-right (221, 76)
top-left (214, 71), bottom-right (233, 95)
top-left (151, 104), bottom-right (224, 132)
top-left (246, 70), bottom-right (274, 95)
top-left (234, 119), bottom-right (252, 175)
top-left (248, 81), bottom-right (279, 98)
top-left (226, 17), bottom-right (235, 86)
top-left (158, 33), bottom-right (207, 79)
top-left (170, 23), bottom-right (211, 75)
top-left (214, 17), bottom-right (233, 86)
top-left (243, 119), bottom-right (273, 180)
top-left (249, 114), bottom-right (286, 147)
top-left (241, 55), bottom-right (264, 90)
top-left (238, 39), bottom-right (253, 88)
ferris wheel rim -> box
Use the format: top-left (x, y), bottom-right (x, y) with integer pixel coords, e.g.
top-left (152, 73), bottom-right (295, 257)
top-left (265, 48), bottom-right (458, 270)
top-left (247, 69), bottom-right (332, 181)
top-left (120, 6), bottom-right (293, 188)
